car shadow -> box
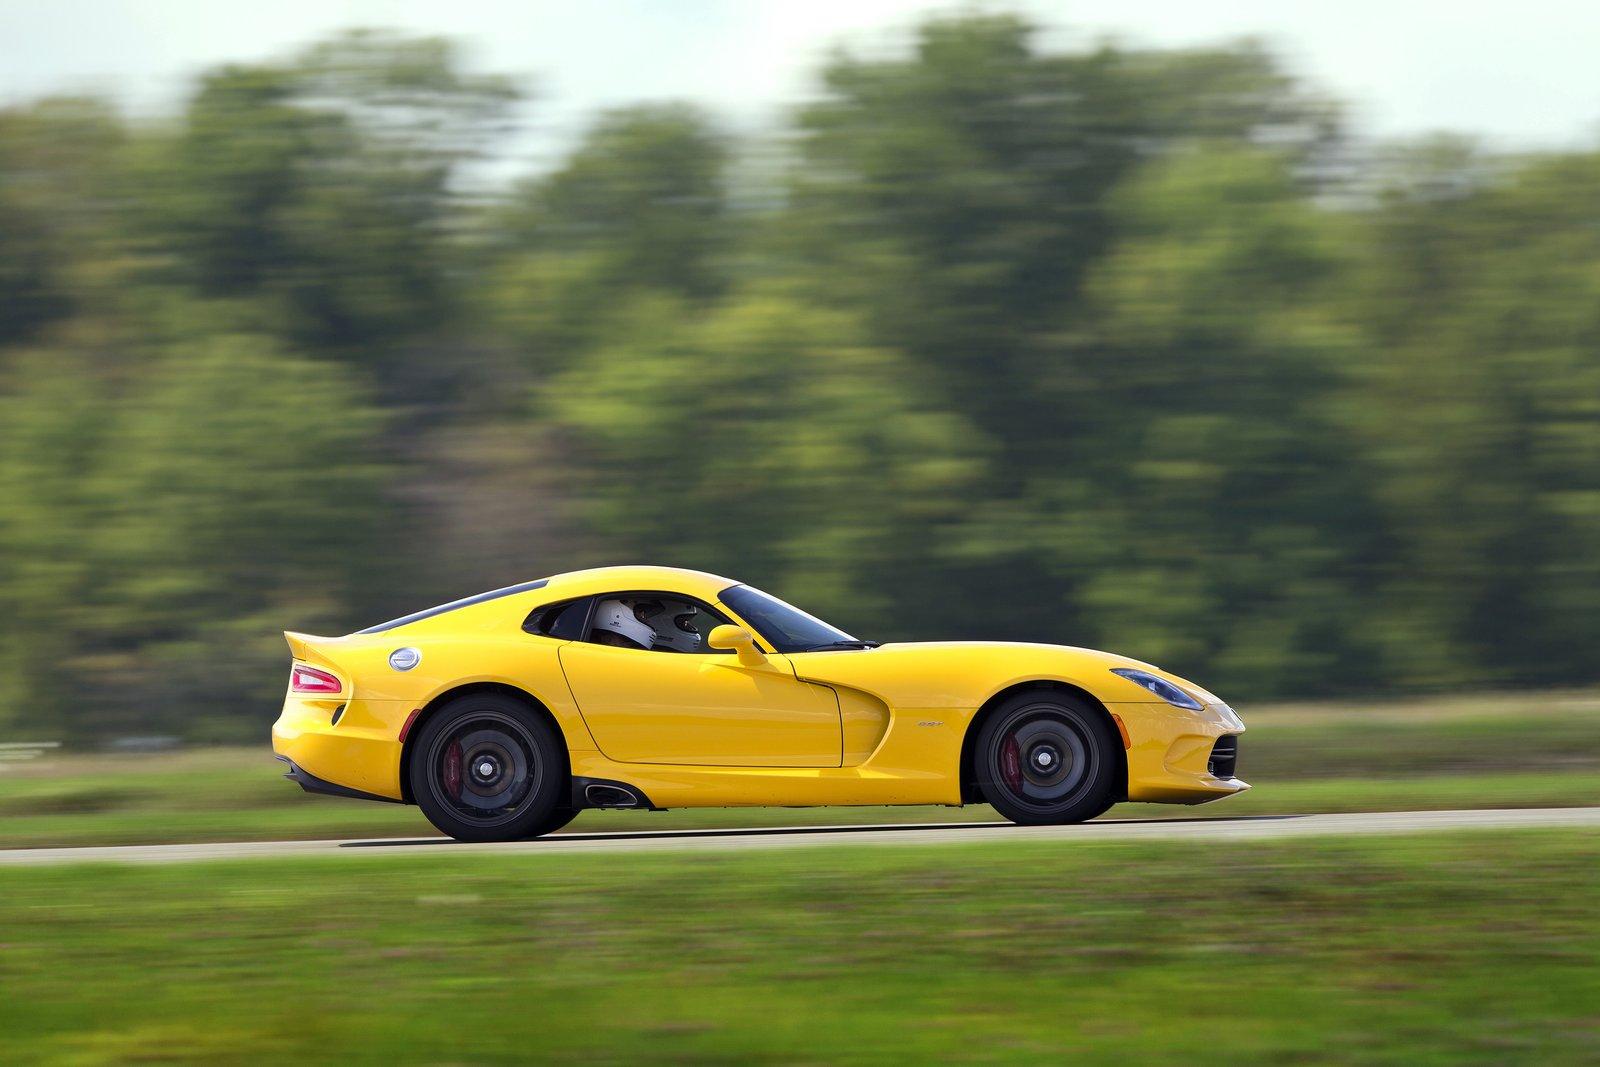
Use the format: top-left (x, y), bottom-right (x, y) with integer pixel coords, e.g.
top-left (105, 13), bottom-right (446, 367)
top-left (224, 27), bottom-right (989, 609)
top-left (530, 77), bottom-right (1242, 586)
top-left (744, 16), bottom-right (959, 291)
top-left (338, 813), bottom-right (1302, 848)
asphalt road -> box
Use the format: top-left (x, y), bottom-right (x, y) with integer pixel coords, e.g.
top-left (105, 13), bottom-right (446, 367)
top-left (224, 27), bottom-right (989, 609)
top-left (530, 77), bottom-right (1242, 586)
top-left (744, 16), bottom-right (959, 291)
top-left (1, 806), bottom-right (1596, 866)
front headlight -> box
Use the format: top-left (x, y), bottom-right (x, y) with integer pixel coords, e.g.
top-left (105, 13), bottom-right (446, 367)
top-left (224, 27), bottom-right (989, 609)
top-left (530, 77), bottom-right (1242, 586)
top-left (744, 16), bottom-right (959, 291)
top-left (1110, 668), bottom-right (1203, 711)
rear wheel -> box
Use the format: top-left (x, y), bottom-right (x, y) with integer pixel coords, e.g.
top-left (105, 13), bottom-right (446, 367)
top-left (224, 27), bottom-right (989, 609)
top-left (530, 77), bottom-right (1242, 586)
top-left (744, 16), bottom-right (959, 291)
top-left (409, 694), bottom-right (566, 842)
top-left (975, 692), bottom-right (1118, 825)
top-left (522, 805), bottom-right (578, 839)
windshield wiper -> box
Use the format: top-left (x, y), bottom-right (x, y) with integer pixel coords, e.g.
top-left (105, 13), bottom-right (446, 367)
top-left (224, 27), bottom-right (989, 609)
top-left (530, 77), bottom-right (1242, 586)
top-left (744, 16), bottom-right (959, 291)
top-left (799, 640), bottom-right (880, 651)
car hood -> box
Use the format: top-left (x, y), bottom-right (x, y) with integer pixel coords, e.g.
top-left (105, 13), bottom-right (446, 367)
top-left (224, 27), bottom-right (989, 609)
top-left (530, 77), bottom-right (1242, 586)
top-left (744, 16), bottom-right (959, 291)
top-left (783, 640), bottom-right (1213, 711)
top-left (872, 640), bottom-right (1155, 670)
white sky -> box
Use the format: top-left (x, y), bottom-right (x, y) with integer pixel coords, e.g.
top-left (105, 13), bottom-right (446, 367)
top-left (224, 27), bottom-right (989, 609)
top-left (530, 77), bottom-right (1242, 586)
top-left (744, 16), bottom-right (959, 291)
top-left (2, 0), bottom-right (1598, 169)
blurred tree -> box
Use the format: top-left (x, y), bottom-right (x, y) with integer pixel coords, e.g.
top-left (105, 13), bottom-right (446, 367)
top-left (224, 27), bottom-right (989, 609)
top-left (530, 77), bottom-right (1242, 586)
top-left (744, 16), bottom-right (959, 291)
top-left (0, 308), bottom-right (387, 739)
top-left (503, 104), bottom-right (728, 297)
top-left (1356, 148), bottom-right (1600, 686)
top-left (134, 31), bottom-right (518, 359)
top-left (0, 345), bottom-right (111, 735)
top-left (0, 99), bottom-right (127, 345)
top-left (772, 15), bottom-right (1359, 663)
top-left (790, 15), bottom-right (1337, 443)
top-left (542, 290), bottom-right (987, 635)
top-left (3, 12), bottom-right (1600, 741)
top-left (1067, 146), bottom-right (1386, 692)
top-left (483, 105), bottom-right (731, 370)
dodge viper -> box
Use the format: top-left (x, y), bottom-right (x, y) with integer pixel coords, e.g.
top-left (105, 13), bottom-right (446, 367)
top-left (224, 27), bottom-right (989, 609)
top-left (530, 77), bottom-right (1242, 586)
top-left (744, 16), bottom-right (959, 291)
top-left (272, 565), bottom-right (1247, 841)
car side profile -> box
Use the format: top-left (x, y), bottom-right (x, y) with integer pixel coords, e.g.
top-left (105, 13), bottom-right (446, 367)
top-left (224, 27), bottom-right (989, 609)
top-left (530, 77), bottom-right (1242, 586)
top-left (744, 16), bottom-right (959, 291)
top-left (272, 565), bottom-right (1247, 841)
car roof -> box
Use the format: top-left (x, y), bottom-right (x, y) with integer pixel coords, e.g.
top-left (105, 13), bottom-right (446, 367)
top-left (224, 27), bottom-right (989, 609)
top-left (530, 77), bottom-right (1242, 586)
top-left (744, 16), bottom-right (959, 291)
top-left (536, 565), bottom-right (739, 602)
top-left (349, 565), bottom-right (741, 637)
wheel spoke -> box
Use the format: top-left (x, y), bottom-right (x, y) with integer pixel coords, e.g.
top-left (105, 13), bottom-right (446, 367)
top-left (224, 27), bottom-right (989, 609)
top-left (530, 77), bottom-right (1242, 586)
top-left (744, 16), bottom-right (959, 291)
top-left (989, 704), bottom-right (1097, 815)
top-left (428, 713), bottom-right (542, 826)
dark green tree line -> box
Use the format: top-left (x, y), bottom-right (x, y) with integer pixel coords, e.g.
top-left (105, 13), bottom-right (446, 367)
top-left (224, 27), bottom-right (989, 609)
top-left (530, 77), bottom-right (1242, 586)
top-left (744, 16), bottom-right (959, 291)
top-left (1, 16), bottom-right (1596, 740)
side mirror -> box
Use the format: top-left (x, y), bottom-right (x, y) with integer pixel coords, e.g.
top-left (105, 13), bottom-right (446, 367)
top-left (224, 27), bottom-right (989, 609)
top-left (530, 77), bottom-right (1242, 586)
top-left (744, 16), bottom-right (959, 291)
top-left (708, 624), bottom-right (766, 667)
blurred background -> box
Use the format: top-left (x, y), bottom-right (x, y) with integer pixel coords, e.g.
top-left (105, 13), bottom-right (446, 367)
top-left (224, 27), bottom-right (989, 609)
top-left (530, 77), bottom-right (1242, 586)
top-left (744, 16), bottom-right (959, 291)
top-left (3, 8), bottom-right (1600, 1062)
top-left (1, 1), bottom-right (1598, 747)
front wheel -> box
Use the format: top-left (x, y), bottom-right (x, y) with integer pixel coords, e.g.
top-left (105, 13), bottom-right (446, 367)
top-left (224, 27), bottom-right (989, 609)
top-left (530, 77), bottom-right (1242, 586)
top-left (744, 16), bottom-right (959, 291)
top-left (975, 693), bottom-right (1119, 825)
top-left (409, 694), bottom-right (567, 842)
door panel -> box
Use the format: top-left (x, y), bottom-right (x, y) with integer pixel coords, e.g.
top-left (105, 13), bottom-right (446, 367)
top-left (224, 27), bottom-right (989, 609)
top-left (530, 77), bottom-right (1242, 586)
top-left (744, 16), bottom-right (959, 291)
top-left (557, 644), bottom-right (842, 767)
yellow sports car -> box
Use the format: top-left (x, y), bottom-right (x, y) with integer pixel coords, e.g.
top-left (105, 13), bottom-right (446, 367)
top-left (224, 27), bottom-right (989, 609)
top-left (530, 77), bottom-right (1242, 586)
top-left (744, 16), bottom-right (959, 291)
top-left (272, 565), bottom-right (1247, 841)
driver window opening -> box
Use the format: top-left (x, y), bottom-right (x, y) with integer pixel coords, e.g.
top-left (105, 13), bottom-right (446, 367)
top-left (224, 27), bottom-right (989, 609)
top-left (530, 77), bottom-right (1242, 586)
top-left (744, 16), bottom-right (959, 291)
top-left (587, 595), bottom-right (731, 653)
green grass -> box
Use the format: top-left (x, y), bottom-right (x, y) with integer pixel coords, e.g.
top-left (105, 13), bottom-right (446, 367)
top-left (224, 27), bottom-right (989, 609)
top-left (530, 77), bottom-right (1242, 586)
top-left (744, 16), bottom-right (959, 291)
top-left (2, 689), bottom-right (1597, 848)
top-left (0, 831), bottom-right (1597, 1063)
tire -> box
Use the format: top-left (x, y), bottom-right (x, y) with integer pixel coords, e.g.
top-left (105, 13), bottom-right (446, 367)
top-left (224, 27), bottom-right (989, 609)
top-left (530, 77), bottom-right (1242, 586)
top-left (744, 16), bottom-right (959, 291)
top-left (975, 692), bottom-right (1119, 826)
top-left (409, 693), bottom-right (567, 842)
top-left (522, 806), bottom-right (579, 839)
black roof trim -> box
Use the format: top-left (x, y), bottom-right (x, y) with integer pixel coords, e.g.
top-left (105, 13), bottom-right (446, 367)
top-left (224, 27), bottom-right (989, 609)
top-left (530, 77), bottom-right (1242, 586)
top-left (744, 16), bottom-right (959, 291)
top-left (355, 578), bottom-right (550, 635)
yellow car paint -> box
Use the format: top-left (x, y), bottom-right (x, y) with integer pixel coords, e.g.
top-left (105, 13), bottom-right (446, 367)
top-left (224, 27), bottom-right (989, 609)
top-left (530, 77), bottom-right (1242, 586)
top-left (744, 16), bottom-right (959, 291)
top-left (271, 565), bottom-right (1247, 811)
top-left (557, 641), bottom-right (841, 767)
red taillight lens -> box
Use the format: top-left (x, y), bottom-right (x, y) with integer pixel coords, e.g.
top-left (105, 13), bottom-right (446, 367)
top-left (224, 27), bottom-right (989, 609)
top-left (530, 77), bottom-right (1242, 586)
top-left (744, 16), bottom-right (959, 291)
top-left (290, 664), bottom-right (342, 694)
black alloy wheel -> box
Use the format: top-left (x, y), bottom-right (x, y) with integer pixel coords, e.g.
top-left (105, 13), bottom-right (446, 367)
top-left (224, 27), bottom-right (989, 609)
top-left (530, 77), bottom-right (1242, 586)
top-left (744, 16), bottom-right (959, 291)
top-left (409, 693), bottom-right (566, 842)
top-left (976, 693), bottom-right (1119, 825)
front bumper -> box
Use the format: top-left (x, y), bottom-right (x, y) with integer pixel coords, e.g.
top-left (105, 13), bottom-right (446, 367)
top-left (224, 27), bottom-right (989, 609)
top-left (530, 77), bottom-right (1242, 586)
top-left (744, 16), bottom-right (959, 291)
top-left (1113, 701), bottom-right (1249, 804)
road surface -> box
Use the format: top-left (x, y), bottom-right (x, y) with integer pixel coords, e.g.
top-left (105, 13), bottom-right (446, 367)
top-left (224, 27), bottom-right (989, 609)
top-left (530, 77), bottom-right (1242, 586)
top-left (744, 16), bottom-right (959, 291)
top-left (0, 807), bottom-right (1596, 866)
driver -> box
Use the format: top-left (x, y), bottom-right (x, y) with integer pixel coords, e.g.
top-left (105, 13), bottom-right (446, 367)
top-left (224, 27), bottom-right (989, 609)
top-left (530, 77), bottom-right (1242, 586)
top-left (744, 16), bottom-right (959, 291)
top-left (589, 599), bottom-right (658, 650)
top-left (653, 609), bottom-right (705, 652)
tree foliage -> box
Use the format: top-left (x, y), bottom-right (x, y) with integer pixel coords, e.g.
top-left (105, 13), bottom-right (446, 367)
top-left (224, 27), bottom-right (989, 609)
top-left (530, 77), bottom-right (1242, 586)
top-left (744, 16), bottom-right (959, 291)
top-left (0, 16), bottom-right (1595, 740)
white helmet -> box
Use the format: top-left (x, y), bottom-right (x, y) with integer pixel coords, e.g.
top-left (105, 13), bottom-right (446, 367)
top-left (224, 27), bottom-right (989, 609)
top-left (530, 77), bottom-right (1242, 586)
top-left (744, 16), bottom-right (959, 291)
top-left (649, 609), bottom-right (705, 653)
top-left (592, 599), bottom-right (657, 650)
top-left (621, 598), bottom-right (706, 653)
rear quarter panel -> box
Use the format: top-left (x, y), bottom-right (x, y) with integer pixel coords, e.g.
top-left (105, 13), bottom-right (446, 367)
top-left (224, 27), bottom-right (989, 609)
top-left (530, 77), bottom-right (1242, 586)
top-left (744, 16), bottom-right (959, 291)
top-left (278, 596), bottom-right (598, 799)
top-left (350, 632), bottom-right (598, 749)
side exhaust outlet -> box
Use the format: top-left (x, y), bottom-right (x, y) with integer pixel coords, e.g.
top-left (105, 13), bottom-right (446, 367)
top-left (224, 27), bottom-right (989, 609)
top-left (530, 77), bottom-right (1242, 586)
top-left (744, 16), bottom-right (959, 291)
top-left (584, 783), bottom-right (639, 808)
top-left (570, 777), bottom-right (658, 810)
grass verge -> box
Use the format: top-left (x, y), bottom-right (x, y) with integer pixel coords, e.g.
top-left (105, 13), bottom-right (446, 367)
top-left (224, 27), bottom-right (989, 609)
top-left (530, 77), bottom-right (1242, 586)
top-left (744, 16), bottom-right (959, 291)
top-left (0, 830), bottom-right (1597, 1062)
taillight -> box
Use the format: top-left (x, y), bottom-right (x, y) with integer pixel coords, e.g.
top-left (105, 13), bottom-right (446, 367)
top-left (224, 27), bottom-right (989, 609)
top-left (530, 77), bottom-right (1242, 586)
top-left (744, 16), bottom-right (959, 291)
top-left (291, 664), bottom-right (342, 694)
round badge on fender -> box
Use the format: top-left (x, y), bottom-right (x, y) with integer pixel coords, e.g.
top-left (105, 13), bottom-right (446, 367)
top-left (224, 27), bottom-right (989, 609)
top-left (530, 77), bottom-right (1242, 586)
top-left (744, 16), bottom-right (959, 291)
top-left (389, 647), bottom-right (422, 671)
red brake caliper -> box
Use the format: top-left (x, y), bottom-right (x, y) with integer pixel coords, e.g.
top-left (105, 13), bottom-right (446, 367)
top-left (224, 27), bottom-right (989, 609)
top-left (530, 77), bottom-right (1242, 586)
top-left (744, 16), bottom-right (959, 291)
top-left (442, 739), bottom-right (463, 801)
top-left (1001, 734), bottom-right (1023, 793)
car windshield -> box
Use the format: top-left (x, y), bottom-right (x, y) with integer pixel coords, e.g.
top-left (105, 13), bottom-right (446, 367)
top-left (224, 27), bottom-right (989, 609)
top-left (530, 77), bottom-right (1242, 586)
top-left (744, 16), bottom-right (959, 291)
top-left (719, 584), bottom-right (859, 653)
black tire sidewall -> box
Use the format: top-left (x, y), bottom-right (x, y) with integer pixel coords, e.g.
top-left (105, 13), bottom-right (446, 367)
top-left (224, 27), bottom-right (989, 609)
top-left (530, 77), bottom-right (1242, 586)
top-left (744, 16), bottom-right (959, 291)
top-left (409, 694), bottom-right (566, 842)
top-left (975, 694), bottom-right (1118, 825)
top-left (522, 806), bottom-right (579, 839)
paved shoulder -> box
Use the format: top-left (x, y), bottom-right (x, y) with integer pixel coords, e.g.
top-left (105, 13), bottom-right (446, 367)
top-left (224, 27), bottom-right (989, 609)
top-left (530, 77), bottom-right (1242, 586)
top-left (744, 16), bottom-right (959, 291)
top-left (2, 807), bottom-right (1597, 866)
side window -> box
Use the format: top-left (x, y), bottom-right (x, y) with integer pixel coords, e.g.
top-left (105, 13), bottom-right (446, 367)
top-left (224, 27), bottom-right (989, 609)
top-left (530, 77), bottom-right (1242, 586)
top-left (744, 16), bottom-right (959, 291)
top-left (524, 597), bottom-right (591, 641)
top-left (585, 594), bottom-right (732, 654)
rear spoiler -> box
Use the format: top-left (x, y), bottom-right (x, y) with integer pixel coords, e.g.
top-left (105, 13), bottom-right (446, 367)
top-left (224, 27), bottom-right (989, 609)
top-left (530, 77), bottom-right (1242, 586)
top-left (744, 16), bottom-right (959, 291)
top-left (284, 631), bottom-right (348, 673)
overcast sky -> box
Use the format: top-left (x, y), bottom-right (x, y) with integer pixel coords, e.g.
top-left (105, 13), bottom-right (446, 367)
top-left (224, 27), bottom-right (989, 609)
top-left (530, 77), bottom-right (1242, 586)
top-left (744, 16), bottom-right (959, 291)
top-left (3, 0), bottom-right (1597, 168)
